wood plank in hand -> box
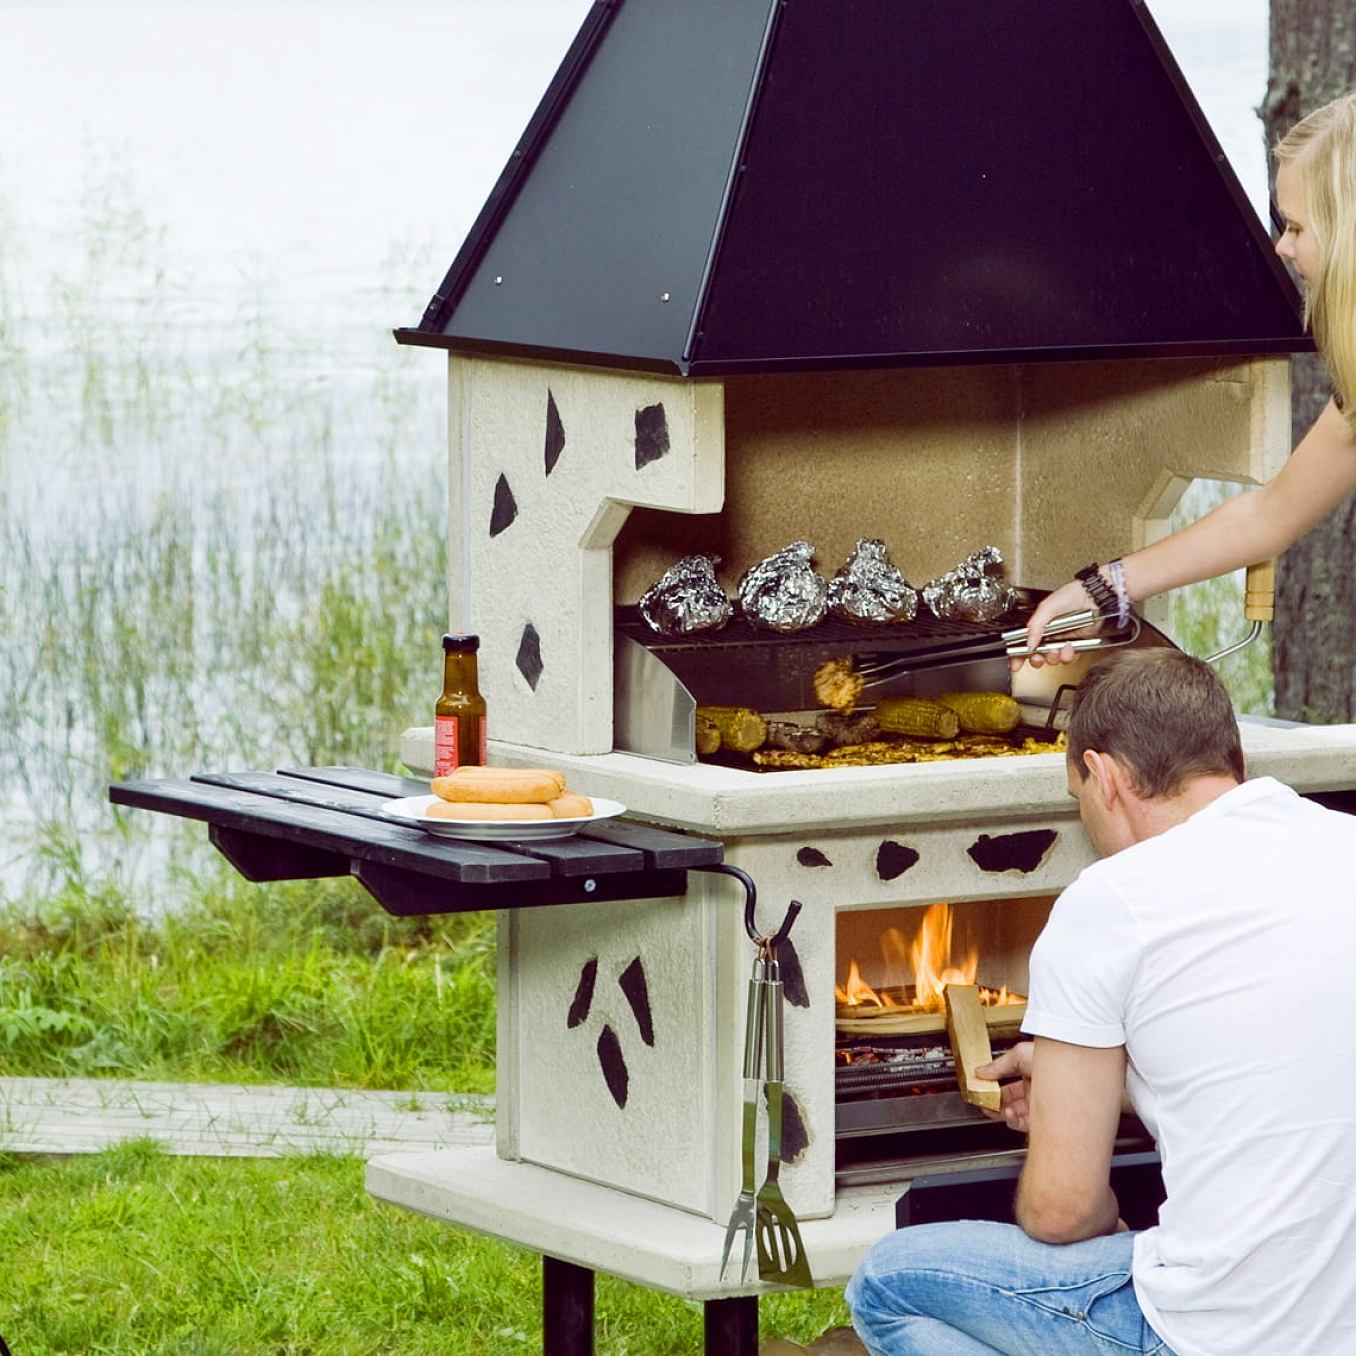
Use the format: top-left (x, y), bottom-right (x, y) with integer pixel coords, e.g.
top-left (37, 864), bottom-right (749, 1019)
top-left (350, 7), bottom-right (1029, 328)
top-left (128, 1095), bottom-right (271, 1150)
top-left (943, 983), bottom-right (1002, 1113)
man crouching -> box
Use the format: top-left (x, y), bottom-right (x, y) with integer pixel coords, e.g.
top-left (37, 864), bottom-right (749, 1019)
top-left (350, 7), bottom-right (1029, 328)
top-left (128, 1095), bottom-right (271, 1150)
top-left (846, 647), bottom-right (1356, 1356)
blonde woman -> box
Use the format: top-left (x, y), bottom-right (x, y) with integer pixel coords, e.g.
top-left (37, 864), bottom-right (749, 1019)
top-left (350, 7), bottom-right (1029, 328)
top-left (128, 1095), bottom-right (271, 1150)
top-left (1021, 89), bottom-right (1356, 665)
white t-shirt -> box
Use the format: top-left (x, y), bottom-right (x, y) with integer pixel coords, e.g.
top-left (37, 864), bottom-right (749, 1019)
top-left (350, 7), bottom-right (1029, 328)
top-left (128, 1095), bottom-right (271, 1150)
top-left (1024, 776), bottom-right (1356, 1356)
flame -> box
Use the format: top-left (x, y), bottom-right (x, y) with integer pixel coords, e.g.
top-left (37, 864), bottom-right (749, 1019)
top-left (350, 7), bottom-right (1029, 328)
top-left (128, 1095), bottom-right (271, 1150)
top-left (909, 904), bottom-right (978, 1013)
top-left (837, 959), bottom-right (896, 1007)
top-left (837, 903), bottom-right (1022, 1013)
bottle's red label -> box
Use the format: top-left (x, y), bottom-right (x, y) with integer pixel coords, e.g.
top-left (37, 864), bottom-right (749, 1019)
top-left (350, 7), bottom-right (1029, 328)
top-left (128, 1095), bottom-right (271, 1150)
top-left (434, 715), bottom-right (486, 775)
top-left (434, 716), bottom-right (459, 775)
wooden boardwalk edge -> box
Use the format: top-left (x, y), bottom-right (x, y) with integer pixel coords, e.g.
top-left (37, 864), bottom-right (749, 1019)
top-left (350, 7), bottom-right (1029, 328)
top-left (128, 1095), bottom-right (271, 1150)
top-left (0, 1077), bottom-right (494, 1158)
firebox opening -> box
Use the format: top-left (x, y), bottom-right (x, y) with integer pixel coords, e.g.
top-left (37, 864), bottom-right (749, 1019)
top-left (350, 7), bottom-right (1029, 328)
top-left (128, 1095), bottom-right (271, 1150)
top-left (834, 895), bottom-right (1059, 1187)
top-left (836, 896), bottom-right (1055, 1020)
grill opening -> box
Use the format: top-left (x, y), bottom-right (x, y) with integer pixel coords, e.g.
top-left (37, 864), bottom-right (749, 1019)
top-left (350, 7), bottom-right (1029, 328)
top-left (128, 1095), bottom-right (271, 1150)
top-left (835, 896), bottom-right (1057, 1186)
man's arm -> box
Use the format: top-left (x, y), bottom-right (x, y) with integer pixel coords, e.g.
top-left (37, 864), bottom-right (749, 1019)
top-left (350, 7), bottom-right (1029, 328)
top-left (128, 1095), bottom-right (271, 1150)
top-left (1015, 1036), bottom-right (1127, 1244)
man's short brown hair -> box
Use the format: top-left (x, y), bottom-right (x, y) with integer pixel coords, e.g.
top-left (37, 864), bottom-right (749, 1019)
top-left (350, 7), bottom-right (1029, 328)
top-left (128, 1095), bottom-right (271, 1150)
top-left (1067, 648), bottom-right (1245, 798)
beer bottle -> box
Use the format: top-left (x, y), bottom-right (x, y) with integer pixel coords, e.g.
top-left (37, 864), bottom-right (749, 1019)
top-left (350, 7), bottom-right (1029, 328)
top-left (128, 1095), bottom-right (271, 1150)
top-left (434, 633), bottom-right (487, 775)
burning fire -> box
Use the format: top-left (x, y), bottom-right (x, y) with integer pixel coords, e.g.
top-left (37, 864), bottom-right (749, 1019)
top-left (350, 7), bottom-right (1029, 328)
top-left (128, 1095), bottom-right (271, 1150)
top-left (836, 903), bottom-right (1017, 1013)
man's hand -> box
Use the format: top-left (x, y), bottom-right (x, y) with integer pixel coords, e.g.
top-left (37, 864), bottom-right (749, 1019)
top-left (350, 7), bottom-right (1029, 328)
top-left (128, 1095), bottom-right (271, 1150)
top-left (976, 1042), bottom-right (1034, 1132)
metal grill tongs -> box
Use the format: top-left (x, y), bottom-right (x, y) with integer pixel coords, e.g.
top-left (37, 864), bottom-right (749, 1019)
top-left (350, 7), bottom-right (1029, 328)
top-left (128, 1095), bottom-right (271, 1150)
top-left (704, 865), bottom-right (813, 1289)
top-left (854, 607), bottom-right (1140, 690)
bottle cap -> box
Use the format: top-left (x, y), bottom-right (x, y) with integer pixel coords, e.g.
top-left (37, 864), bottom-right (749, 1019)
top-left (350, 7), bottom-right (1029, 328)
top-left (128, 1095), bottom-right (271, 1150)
top-left (442, 633), bottom-right (480, 653)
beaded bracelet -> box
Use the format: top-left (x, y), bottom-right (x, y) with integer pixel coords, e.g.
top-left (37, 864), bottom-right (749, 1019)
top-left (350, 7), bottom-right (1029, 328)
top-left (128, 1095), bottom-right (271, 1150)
top-left (1075, 562), bottom-right (1117, 619)
top-left (1107, 558), bottom-right (1131, 628)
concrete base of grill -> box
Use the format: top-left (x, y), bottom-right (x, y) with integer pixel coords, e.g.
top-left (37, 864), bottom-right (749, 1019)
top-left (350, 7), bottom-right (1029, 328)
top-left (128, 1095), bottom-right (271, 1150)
top-left (365, 1144), bottom-right (898, 1299)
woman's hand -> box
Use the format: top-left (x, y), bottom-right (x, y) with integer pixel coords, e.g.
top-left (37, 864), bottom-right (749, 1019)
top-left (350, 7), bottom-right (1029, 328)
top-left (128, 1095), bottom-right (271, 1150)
top-left (1010, 579), bottom-right (1097, 671)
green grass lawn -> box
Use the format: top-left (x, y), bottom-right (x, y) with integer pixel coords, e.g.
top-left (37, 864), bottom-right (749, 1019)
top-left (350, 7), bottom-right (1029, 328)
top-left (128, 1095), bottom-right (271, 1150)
top-left (0, 877), bottom-right (851, 1355)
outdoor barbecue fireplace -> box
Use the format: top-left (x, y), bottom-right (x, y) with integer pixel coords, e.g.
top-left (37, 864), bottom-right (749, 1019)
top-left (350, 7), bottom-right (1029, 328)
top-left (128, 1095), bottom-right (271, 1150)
top-left (387, 0), bottom-right (1355, 1237)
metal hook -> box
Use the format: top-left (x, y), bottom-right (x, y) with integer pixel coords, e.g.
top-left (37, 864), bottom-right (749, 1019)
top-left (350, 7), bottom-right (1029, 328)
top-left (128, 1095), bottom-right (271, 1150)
top-left (768, 898), bottom-right (802, 949)
top-left (695, 864), bottom-right (802, 949)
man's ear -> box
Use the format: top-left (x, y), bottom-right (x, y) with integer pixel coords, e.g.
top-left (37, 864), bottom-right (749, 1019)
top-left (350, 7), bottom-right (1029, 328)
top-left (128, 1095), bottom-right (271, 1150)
top-left (1082, 749), bottom-right (1125, 807)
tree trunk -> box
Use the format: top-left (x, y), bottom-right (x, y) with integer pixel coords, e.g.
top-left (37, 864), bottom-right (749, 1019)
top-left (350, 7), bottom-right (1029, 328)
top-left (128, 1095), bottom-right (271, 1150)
top-left (1264, 3), bottom-right (1356, 721)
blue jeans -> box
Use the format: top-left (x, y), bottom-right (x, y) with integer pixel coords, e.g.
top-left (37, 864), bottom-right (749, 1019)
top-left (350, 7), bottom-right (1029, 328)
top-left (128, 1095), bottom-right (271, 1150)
top-left (846, 1221), bottom-right (1174, 1356)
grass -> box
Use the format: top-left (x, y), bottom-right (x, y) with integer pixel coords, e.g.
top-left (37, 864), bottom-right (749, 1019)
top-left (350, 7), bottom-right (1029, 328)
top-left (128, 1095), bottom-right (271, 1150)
top-left (0, 876), bottom-right (496, 1092)
top-left (0, 882), bottom-right (853, 1355)
top-left (0, 1144), bottom-right (848, 1356)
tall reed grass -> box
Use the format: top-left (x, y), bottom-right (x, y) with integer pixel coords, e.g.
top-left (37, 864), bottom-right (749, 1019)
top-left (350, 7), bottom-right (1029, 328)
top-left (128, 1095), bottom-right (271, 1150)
top-left (0, 150), bottom-right (448, 907)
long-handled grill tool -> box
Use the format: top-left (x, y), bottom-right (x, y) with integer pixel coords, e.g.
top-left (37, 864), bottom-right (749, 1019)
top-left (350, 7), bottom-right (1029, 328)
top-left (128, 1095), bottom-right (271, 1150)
top-left (699, 865), bottom-right (811, 1287)
top-left (720, 948), bottom-right (766, 1283)
top-left (755, 938), bottom-right (813, 1288)
top-left (853, 608), bottom-right (1139, 691)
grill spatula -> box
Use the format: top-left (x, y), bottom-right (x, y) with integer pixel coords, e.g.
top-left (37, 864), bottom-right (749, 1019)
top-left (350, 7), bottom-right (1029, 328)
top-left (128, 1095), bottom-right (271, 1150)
top-left (719, 952), bottom-right (766, 1283)
top-left (755, 952), bottom-right (813, 1288)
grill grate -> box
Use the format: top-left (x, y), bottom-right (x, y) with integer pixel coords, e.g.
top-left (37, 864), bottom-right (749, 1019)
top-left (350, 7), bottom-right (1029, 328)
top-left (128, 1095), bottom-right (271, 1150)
top-left (836, 1032), bottom-right (1023, 1102)
top-left (615, 596), bottom-right (1039, 661)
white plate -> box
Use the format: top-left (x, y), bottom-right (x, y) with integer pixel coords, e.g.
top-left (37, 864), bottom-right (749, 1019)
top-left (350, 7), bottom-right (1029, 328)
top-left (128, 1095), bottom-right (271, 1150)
top-left (380, 794), bottom-right (627, 842)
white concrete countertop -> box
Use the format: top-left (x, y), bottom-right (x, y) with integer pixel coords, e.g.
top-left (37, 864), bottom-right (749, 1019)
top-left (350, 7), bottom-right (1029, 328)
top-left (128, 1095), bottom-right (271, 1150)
top-left (401, 718), bottom-right (1356, 836)
top-left (366, 1143), bottom-right (903, 1300)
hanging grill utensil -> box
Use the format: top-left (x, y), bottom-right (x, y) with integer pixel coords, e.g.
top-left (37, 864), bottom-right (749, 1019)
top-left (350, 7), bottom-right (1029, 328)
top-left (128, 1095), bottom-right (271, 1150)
top-left (720, 950), bottom-right (766, 1283)
top-left (700, 865), bottom-right (812, 1288)
top-left (754, 943), bottom-right (813, 1288)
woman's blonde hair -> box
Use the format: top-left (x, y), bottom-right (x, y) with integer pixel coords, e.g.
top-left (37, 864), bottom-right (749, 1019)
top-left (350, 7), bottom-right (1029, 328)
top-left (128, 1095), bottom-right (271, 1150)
top-left (1275, 90), bottom-right (1356, 438)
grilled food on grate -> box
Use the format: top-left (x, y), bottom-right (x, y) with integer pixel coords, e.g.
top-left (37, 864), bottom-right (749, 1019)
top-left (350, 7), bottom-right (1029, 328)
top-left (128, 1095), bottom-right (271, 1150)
top-left (812, 656), bottom-right (865, 713)
top-left (752, 733), bottom-right (1064, 768)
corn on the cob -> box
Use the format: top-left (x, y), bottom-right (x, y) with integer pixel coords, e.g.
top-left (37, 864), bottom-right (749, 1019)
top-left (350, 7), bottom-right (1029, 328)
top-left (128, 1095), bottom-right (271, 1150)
top-left (694, 712), bottom-right (722, 756)
top-left (873, 697), bottom-right (960, 739)
top-left (696, 705), bottom-right (768, 753)
top-left (936, 691), bottom-right (1022, 734)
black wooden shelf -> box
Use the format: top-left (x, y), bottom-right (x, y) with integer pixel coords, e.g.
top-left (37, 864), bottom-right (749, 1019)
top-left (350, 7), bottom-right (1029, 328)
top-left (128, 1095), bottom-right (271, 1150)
top-left (110, 766), bottom-right (722, 916)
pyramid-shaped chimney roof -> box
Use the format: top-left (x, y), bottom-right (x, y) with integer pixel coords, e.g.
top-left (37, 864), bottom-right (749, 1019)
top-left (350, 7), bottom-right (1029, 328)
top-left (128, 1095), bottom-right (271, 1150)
top-left (397, 0), bottom-right (1309, 376)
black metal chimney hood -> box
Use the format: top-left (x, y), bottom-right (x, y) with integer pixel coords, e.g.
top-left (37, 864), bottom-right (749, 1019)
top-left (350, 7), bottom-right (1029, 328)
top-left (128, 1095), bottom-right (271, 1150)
top-left (396, 0), bottom-right (1310, 376)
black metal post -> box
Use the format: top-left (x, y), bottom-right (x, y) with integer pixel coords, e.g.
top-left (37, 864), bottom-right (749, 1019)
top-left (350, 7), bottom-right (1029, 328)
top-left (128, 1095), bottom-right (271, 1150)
top-left (704, 1296), bottom-right (759, 1355)
top-left (542, 1256), bottom-right (595, 1356)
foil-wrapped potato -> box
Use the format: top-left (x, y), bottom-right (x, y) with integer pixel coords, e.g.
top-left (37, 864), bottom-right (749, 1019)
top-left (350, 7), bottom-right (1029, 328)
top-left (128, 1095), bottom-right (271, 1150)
top-left (738, 541), bottom-right (829, 632)
top-left (827, 538), bottom-right (919, 625)
top-left (922, 545), bottom-right (1017, 623)
top-left (639, 554), bottom-right (732, 636)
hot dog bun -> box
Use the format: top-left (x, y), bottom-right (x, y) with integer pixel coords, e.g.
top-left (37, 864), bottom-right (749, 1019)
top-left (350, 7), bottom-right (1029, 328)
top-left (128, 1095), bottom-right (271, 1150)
top-left (430, 767), bottom-right (565, 804)
top-left (426, 801), bottom-right (553, 821)
top-left (441, 766), bottom-right (567, 789)
top-left (548, 793), bottom-right (594, 819)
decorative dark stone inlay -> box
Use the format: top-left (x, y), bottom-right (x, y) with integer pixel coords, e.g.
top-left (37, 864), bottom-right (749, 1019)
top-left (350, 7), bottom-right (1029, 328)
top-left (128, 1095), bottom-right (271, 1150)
top-left (876, 840), bottom-right (921, 881)
top-left (490, 473), bottom-right (517, 536)
top-left (634, 403), bottom-right (670, 469)
top-left (796, 847), bottom-right (832, 868)
top-left (596, 1024), bottom-right (629, 1109)
top-left (516, 623), bottom-right (544, 691)
top-left (967, 829), bottom-right (1059, 875)
top-left (776, 1089), bottom-right (811, 1164)
top-left (545, 390), bottom-right (565, 475)
top-left (618, 956), bottom-right (655, 1047)
top-left (778, 938), bottom-right (810, 1010)
top-left (567, 956), bottom-right (597, 1028)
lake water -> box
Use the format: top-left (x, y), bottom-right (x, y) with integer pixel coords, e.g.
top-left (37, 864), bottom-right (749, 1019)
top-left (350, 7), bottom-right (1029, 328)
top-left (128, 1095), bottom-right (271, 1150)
top-left (0, 0), bottom-right (1274, 901)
